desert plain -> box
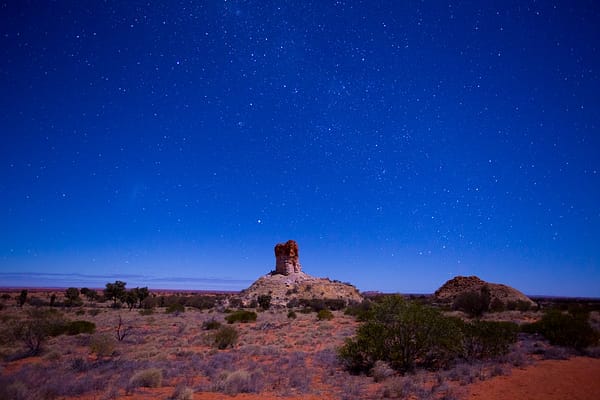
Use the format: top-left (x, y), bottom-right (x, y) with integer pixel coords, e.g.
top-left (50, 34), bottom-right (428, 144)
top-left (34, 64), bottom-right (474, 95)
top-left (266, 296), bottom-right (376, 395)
top-left (0, 283), bottom-right (599, 400)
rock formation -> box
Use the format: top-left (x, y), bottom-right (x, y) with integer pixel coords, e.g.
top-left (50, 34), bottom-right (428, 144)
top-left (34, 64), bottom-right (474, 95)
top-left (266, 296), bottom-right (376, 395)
top-left (434, 275), bottom-right (536, 308)
top-left (274, 240), bottom-right (301, 275)
top-left (240, 240), bottom-right (362, 307)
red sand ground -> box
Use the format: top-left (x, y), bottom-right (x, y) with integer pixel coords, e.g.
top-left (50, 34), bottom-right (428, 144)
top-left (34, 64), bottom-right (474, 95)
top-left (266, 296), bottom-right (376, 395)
top-left (467, 356), bottom-right (600, 400)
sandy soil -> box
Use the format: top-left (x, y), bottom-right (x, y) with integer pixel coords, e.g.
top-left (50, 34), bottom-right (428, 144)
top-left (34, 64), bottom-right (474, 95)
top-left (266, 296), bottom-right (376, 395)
top-left (467, 356), bottom-right (600, 400)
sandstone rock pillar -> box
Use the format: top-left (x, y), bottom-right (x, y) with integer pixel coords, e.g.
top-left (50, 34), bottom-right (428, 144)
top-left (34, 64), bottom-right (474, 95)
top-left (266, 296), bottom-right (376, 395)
top-left (274, 240), bottom-right (301, 275)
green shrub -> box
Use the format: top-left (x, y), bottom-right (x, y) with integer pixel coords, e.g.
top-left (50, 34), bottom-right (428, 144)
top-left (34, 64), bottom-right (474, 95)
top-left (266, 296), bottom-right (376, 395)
top-left (65, 320), bottom-right (96, 335)
top-left (257, 295), bottom-right (272, 310)
top-left (339, 296), bottom-right (462, 373)
top-left (129, 368), bottom-right (163, 388)
top-left (522, 309), bottom-right (598, 350)
top-left (214, 326), bottom-right (238, 349)
top-left (12, 309), bottom-right (66, 355)
top-left (225, 310), bottom-right (257, 324)
top-left (453, 286), bottom-right (490, 318)
top-left (287, 310), bottom-right (297, 319)
top-left (460, 320), bottom-right (518, 359)
top-left (317, 309), bottom-right (334, 321)
top-left (344, 300), bottom-right (373, 320)
top-left (202, 318), bottom-right (222, 330)
top-left (166, 303), bottom-right (185, 314)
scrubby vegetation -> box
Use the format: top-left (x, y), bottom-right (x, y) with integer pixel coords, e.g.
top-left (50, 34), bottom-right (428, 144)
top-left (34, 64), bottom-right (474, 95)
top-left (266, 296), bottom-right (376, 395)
top-left (225, 310), bottom-right (258, 324)
top-left (338, 295), bottom-right (519, 374)
top-left (0, 286), bottom-right (598, 399)
top-left (522, 309), bottom-right (599, 350)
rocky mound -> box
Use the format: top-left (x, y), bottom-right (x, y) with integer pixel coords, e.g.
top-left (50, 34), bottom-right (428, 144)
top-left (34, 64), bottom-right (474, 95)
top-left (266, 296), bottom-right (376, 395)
top-left (240, 240), bottom-right (362, 307)
top-left (434, 275), bottom-right (536, 308)
top-left (240, 271), bottom-right (363, 307)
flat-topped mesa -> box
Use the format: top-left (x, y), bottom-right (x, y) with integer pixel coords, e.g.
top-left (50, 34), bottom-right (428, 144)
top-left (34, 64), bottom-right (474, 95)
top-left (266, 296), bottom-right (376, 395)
top-left (274, 240), bottom-right (301, 275)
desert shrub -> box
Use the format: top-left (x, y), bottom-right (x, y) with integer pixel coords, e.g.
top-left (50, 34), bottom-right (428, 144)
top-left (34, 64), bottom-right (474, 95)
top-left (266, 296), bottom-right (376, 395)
top-left (12, 309), bottom-right (66, 355)
top-left (89, 333), bottom-right (116, 357)
top-left (257, 295), bottom-right (272, 310)
top-left (286, 298), bottom-right (300, 308)
top-left (339, 296), bottom-right (462, 373)
top-left (214, 326), bottom-right (238, 349)
top-left (129, 368), bottom-right (163, 388)
top-left (171, 384), bottom-right (194, 400)
top-left (344, 300), bottom-right (373, 320)
top-left (228, 297), bottom-right (243, 308)
top-left (299, 298), bottom-right (326, 312)
top-left (371, 360), bottom-right (395, 382)
top-left (324, 298), bottom-right (347, 311)
top-left (225, 310), bottom-right (257, 324)
top-left (65, 320), bottom-right (96, 335)
top-left (202, 318), bottom-right (222, 330)
top-left (522, 309), bottom-right (598, 350)
top-left (139, 308), bottom-right (154, 316)
top-left (453, 286), bottom-right (490, 318)
top-left (215, 370), bottom-right (263, 395)
top-left (299, 306), bottom-right (313, 314)
top-left (460, 320), bottom-right (518, 360)
top-left (287, 310), bottom-right (297, 319)
top-left (187, 295), bottom-right (217, 310)
top-left (317, 309), bottom-right (334, 321)
top-left (166, 303), bottom-right (185, 314)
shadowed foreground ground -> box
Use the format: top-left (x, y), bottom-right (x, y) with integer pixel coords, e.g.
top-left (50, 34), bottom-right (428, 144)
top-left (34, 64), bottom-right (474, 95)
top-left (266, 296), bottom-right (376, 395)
top-left (467, 356), bottom-right (600, 400)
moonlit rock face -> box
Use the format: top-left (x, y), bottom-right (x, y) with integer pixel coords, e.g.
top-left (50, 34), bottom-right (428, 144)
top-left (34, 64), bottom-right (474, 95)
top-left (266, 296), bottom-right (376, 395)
top-left (274, 240), bottom-right (301, 275)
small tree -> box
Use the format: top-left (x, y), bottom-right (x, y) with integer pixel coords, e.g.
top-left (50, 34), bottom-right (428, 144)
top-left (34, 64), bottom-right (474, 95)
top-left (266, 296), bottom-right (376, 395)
top-left (135, 287), bottom-right (150, 308)
top-left (124, 290), bottom-right (138, 310)
top-left (104, 281), bottom-right (127, 307)
top-left (65, 287), bottom-right (82, 307)
top-left (81, 287), bottom-right (98, 301)
top-left (453, 286), bottom-right (491, 318)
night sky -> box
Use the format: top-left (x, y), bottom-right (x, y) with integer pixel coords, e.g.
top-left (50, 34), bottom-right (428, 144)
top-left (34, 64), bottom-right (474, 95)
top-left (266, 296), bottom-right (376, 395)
top-left (1, 1), bottom-right (599, 296)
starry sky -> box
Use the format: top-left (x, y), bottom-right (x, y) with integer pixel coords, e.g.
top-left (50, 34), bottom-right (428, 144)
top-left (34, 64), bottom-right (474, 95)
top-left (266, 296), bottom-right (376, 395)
top-left (1, 1), bottom-right (599, 296)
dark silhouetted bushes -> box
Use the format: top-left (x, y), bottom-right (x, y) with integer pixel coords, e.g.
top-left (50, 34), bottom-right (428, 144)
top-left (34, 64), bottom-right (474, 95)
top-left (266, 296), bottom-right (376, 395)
top-left (522, 309), bottom-right (598, 350)
top-left (453, 286), bottom-right (491, 318)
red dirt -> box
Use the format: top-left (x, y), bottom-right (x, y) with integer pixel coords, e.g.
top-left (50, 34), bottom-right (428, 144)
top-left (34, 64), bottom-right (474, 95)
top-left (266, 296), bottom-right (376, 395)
top-left (466, 356), bottom-right (600, 400)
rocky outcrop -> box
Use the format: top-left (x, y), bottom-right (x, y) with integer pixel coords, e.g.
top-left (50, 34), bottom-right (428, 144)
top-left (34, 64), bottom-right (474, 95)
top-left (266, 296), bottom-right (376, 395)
top-left (434, 275), bottom-right (535, 308)
top-left (240, 240), bottom-right (362, 307)
top-left (274, 240), bottom-right (301, 275)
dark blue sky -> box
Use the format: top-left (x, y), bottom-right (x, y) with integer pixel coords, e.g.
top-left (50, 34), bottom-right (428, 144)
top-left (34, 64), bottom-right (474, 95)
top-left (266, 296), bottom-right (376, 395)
top-left (1, 1), bottom-right (599, 296)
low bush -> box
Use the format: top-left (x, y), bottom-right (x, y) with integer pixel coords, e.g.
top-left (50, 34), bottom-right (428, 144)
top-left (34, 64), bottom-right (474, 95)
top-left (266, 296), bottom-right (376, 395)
top-left (214, 326), bottom-right (238, 349)
top-left (166, 303), bottom-right (185, 314)
top-left (317, 309), bottom-right (334, 321)
top-left (202, 318), bottom-right (222, 330)
top-left (339, 296), bottom-right (462, 373)
top-left (460, 320), bottom-right (518, 360)
top-left (65, 320), bottom-right (96, 335)
top-left (170, 384), bottom-right (194, 400)
top-left (225, 310), bottom-right (257, 324)
top-left (522, 309), bottom-right (598, 350)
top-left (257, 295), bottom-right (272, 310)
top-left (453, 286), bottom-right (490, 318)
top-left (287, 310), bottom-right (297, 319)
top-left (215, 370), bottom-right (263, 395)
top-left (129, 368), bottom-right (163, 388)
top-left (89, 333), bottom-right (116, 357)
